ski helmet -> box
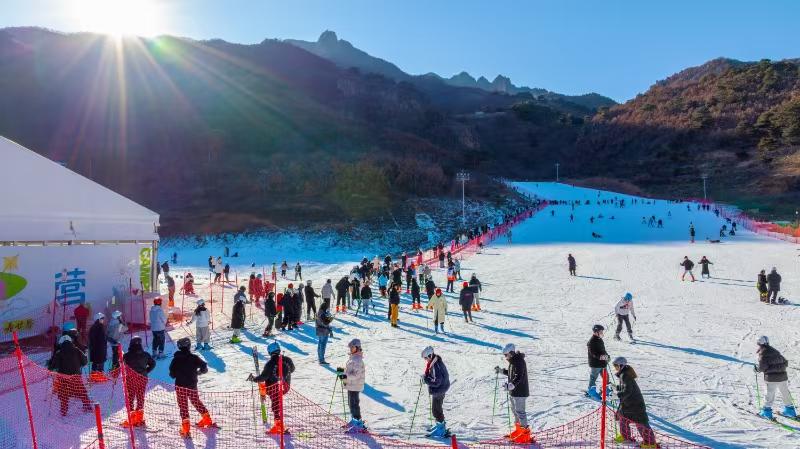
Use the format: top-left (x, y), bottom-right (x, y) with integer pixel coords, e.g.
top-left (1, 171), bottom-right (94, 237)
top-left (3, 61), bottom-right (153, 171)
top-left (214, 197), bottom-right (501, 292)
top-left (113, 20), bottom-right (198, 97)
top-left (239, 286), bottom-right (246, 292)
top-left (758, 336), bottom-right (769, 346)
top-left (463, 282), bottom-right (469, 288)
top-left (592, 324), bottom-right (605, 333)
top-left (623, 293), bottom-right (633, 301)
top-left (421, 346), bottom-right (434, 359)
top-left (62, 321), bottom-right (76, 332)
top-left (197, 299), bottom-right (205, 305)
top-left (112, 310), bottom-right (122, 318)
top-left (177, 337), bottom-right (192, 349)
top-left (502, 343), bottom-right (516, 355)
top-left (95, 312), bottom-right (105, 320)
top-left (153, 297), bottom-right (162, 306)
top-left (288, 283), bottom-right (294, 289)
top-left (267, 341), bottom-right (281, 355)
top-left (348, 339), bottom-right (362, 350)
top-left (612, 356), bottom-right (627, 367)
top-left (58, 334), bottom-right (72, 345)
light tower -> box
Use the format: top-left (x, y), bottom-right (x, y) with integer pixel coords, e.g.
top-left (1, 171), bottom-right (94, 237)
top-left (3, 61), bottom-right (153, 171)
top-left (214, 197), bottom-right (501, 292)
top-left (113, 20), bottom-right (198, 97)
top-left (701, 174), bottom-right (708, 200)
top-left (456, 171), bottom-right (470, 224)
top-left (555, 163), bottom-right (560, 182)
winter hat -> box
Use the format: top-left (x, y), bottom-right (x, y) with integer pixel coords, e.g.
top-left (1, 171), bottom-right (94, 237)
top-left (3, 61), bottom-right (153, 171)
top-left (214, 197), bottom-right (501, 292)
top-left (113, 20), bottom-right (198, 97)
top-left (62, 321), bottom-right (76, 332)
top-left (95, 312), bottom-right (105, 320)
top-left (112, 310), bottom-right (122, 318)
top-left (197, 299), bottom-right (205, 306)
top-left (502, 343), bottom-right (516, 355)
top-left (463, 282), bottom-right (469, 288)
top-left (623, 293), bottom-right (633, 301)
top-left (435, 288), bottom-right (442, 295)
top-left (177, 337), bottom-right (191, 350)
top-left (153, 297), bottom-right (162, 305)
top-left (592, 324), bottom-right (605, 333)
top-left (348, 339), bottom-right (362, 350)
top-left (129, 336), bottom-right (143, 350)
top-left (421, 346), bottom-right (434, 359)
top-left (288, 283), bottom-right (294, 289)
top-left (612, 356), bottom-right (627, 367)
top-left (267, 341), bottom-right (281, 355)
top-left (758, 336), bottom-right (769, 346)
top-left (239, 286), bottom-right (246, 292)
top-left (257, 273), bottom-right (262, 278)
top-left (58, 334), bottom-right (72, 345)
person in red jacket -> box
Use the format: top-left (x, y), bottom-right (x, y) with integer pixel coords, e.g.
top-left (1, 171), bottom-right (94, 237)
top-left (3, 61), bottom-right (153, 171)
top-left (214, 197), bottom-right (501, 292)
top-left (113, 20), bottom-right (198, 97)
top-left (73, 302), bottom-right (90, 340)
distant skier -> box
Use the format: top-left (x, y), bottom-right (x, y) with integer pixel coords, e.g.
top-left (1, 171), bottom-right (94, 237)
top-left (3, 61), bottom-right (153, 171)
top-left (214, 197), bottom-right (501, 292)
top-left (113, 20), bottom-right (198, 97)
top-left (767, 268), bottom-right (781, 304)
top-left (614, 293), bottom-right (636, 341)
top-left (427, 288), bottom-right (447, 334)
top-left (166, 274), bottom-right (176, 307)
top-left (360, 281), bottom-right (372, 315)
top-left (321, 279), bottom-right (334, 309)
top-left (294, 262), bottom-right (302, 281)
top-left (495, 343), bottom-right (532, 443)
top-left (680, 256), bottom-right (696, 282)
top-left (170, 337), bottom-right (213, 437)
top-left (587, 324), bottom-right (609, 399)
top-left (689, 223), bottom-right (696, 243)
top-left (755, 336), bottom-right (796, 419)
top-left (230, 287), bottom-right (246, 343)
top-left (280, 261), bottom-right (288, 279)
top-left (248, 341), bottom-right (295, 435)
top-left (339, 339), bottom-right (367, 432)
top-left (411, 278), bottom-right (422, 310)
top-left (223, 263), bottom-right (230, 282)
top-left (459, 282), bottom-right (475, 323)
top-left (335, 276), bottom-right (350, 312)
top-left (186, 299), bottom-right (211, 350)
top-left (445, 266), bottom-right (455, 293)
top-left (568, 254), bottom-right (577, 276)
top-left (422, 346), bottom-right (451, 438)
top-left (262, 291), bottom-right (278, 337)
top-left (378, 272), bottom-right (389, 298)
top-left (106, 310), bottom-right (127, 371)
top-left (612, 357), bottom-right (656, 446)
top-left (757, 270), bottom-right (769, 303)
top-left (315, 302), bottom-right (334, 364)
top-left (698, 256), bottom-right (712, 279)
top-left (469, 273), bottom-right (482, 311)
top-left (121, 335), bottom-right (156, 428)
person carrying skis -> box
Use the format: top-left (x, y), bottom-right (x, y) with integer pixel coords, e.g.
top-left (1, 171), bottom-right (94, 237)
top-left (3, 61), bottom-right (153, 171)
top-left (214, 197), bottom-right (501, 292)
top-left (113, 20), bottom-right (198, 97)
top-left (335, 276), bottom-right (350, 312)
top-left (614, 293), bottom-right (636, 341)
top-left (612, 357), bottom-right (657, 447)
top-left (230, 287), bottom-right (246, 343)
top-left (47, 334), bottom-right (93, 416)
top-left (698, 256), bottom-right (712, 279)
top-left (106, 310), bottom-right (127, 371)
top-left (587, 324), bottom-right (609, 399)
top-left (495, 343), bottom-right (532, 444)
top-left (121, 335), bottom-right (156, 428)
top-left (756, 336), bottom-right (796, 419)
top-left (427, 288), bottom-right (447, 334)
top-left (149, 297), bottom-right (167, 359)
top-left (757, 270), bottom-right (769, 303)
top-left (767, 267), bottom-right (782, 304)
top-left (389, 283), bottom-right (401, 327)
top-left (680, 256), bottom-right (695, 282)
top-left (422, 346), bottom-right (451, 438)
top-left (338, 338), bottom-right (367, 432)
top-left (360, 281), bottom-right (372, 315)
top-left (170, 337), bottom-right (213, 437)
top-left (88, 312), bottom-right (109, 382)
top-left (411, 278), bottom-right (422, 310)
top-left (459, 282), bottom-right (475, 323)
top-left (469, 273), bottom-right (482, 311)
top-left (186, 299), bottom-right (211, 350)
top-left (248, 341), bottom-right (295, 434)
top-left (262, 291), bottom-right (278, 337)
top-left (568, 254), bottom-right (577, 276)
top-left (316, 302), bottom-right (334, 364)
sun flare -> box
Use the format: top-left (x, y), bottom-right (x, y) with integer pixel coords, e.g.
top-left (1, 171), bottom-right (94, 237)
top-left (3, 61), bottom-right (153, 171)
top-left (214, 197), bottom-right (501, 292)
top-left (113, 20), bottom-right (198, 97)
top-left (71, 0), bottom-right (165, 38)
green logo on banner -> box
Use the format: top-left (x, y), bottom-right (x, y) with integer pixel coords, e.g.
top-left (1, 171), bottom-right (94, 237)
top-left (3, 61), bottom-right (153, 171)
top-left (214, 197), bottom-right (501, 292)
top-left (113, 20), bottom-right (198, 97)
top-left (139, 248), bottom-right (151, 291)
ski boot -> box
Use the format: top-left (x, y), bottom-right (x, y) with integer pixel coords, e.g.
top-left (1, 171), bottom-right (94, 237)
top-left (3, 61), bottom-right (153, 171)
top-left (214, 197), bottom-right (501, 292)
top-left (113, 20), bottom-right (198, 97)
top-left (196, 412), bottom-right (214, 428)
top-left (511, 426), bottom-right (533, 444)
top-left (759, 407), bottom-right (774, 420)
top-left (203, 343), bottom-right (212, 350)
top-left (342, 417), bottom-right (358, 429)
top-left (426, 421), bottom-right (448, 438)
top-left (504, 422), bottom-right (522, 439)
top-left (121, 410), bottom-right (144, 428)
top-left (180, 419), bottom-right (191, 437)
top-left (628, 332), bottom-right (635, 342)
top-left (268, 419), bottom-right (287, 434)
top-left (89, 371), bottom-right (110, 383)
top-left (614, 433), bottom-right (636, 443)
top-left (783, 405), bottom-right (797, 419)
top-left (195, 343), bottom-right (204, 351)
top-left (345, 419), bottom-right (367, 433)
top-left (230, 336), bottom-right (242, 344)
top-left (587, 387), bottom-right (602, 401)
top-left (614, 334), bottom-right (621, 341)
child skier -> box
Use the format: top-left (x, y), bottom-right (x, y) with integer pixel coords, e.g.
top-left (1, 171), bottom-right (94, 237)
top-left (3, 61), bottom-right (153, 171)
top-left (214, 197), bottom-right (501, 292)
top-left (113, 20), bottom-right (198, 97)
top-left (411, 278), bottom-right (422, 310)
top-left (422, 346), bottom-right (451, 438)
top-left (360, 281), bottom-right (372, 315)
top-left (587, 324), bottom-right (609, 399)
top-left (121, 336), bottom-right (156, 428)
top-left (612, 357), bottom-right (656, 448)
top-left (427, 288), bottom-right (447, 334)
top-left (339, 339), bottom-right (367, 432)
top-left (249, 341), bottom-right (295, 434)
top-left (316, 302), bottom-right (334, 364)
top-left (170, 337), bottom-right (213, 437)
top-left (495, 343), bottom-right (532, 444)
top-left (47, 335), bottom-right (93, 415)
top-left (757, 270), bottom-right (769, 302)
top-left (445, 265), bottom-right (455, 292)
top-left (756, 336), bottom-right (796, 419)
top-left (389, 284), bottom-right (401, 327)
top-left (262, 291), bottom-right (277, 337)
top-left (186, 299), bottom-right (211, 350)
top-left (469, 273), bottom-right (482, 311)
top-left (459, 282), bottom-right (475, 323)
top-left (230, 288), bottom-right (246, 343)
top-left (614, 293), bottom-right (636, 341)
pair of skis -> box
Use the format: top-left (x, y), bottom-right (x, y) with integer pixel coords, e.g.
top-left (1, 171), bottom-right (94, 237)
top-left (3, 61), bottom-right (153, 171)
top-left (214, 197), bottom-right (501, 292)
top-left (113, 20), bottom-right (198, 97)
top-left (252, 347), bottom-right (268, 424)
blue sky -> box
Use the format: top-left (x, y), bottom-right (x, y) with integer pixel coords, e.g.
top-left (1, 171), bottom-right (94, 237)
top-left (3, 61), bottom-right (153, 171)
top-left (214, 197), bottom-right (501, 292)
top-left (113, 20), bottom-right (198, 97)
top-left (3, 0), bottom-right (799, 101)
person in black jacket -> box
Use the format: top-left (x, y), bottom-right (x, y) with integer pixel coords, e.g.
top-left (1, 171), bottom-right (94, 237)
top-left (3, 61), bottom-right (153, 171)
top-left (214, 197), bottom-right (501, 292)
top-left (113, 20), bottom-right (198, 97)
top-left (698, 256), bottom-right (712, 279)
top-left (360, 282), bottom-right (372, 315)
top-left (262, 291), bottom-right (278, 337)
top-left (249, 341), bottom-right (295, 434)
top-left (767, 268), bottom-right (782, 304)
top-left (425, 278), bottom-right (436, 299)
top-left (756, 336), bottom-right (796, 419)
top-left (48, 335), bottom-right (92, 415)
top-left (459, 282), bottom-right (474, 323)
top-left (680, 256), bottom-right (695, 282)
top-left (757, 270), bottom-right (769, 302)
top-left (495, 343), bottom-right (532, 443)
top-left (568, 254), bottom-right (577, 276)
top-left (335, 276), bottom-right (350, 313)
top-left (304, 280), bottom-right (320, 321)
top-left (88, 312), bottom-right (108, 382)
top-left (469, 274), bottom-right (482, 311)
top-left (587, 324), bottom-right (609, 400)
top-left (612, 357), bottom-right (656, 446)
top-left (230, 287), bottom-right (247, 343)
top-left (388, 283), bottom-right (401, 327)
top-left (121, 336), bottom-right (156, 427)
top-left (410, 278), bottom-right (422, 310)
top-left (169, 337), bottom-right (213, 437)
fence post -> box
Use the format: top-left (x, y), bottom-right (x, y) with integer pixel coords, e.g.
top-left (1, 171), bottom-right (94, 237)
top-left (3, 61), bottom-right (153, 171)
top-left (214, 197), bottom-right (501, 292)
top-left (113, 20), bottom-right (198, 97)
top-left (117, 346), bottom-right (137, 449)
top-left (140, 288), bottom-right (148, 347)
top-left (93, 403), bottom-right (106, 449)
top-left (600, 369), bottom-right (608, 449)
top-left (278, 353), bottom-right (285, 449)
top-left (13, 332), bottom-right (38, 449)
top-left (450, 434), bottom-right (458, 448)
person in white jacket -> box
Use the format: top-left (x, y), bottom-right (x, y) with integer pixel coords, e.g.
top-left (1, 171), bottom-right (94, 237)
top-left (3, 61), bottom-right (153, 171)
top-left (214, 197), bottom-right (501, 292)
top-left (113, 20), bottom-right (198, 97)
top-left (339, 338), bottom-right (366, 431)
top-left (149, 298), bottom-right (168, 359)
top-left (427, 288), bottom-right (447, 334)
top-left (614, 293), bottom-right (636, 341)
top-left (186, 299), bottom-right (211, 350)
top-left (321, 279), bottom-right (334, 310)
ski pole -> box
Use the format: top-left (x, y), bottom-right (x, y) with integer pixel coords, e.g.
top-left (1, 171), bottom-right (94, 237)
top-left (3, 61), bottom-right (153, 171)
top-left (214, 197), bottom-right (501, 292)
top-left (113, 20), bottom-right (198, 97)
top-left (327, 374), bottom-right (339, 413)
top-left (755, 369), bottom-right (762, 409)
top-left (492, 371), bottom-right (499, 423)
top-left (429, 389), bottom-right (433, 428)
top-left (340, 377), bottom-right (347, 420)
top-left (408, 379), bottom-right (424, 439)
top-left (506, 390), bottom-right (511, 427)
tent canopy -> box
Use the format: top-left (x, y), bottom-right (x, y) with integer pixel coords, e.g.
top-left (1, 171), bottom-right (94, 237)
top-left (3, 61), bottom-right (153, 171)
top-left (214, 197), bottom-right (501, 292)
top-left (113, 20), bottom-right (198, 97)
top-left (0, 136), bottom-right (160, 242)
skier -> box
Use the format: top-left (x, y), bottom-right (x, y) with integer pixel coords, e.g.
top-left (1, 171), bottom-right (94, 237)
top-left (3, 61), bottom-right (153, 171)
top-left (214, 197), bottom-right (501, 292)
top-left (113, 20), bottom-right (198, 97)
top-left (170, 337), bottom-right (213, 437)
top-left (295, 262), bottom-right (302, 281)
top-left (438, 250), bottom-right (446, 268)
top-left (88, 312), bottom-right (109, 382)
top-left (282, 284), bottom-right (299, 330)
top-left (47, 334), bottom-right (92, 415)
top-left (149, 297), bottom-right (167, 359)
top-left (767, 268), bottom-right (782, 304)
top-left (389, 283), bottom-right (401, 327)
top-left (680, 256), bottom-right (695, 282)
top-left (304, 280), bottom-right (320, 321)
top-left (183, 272), bottom-right (195, 295)
top-left (378, 272), bottom-right (389, 298)
top-left (587, 324), bottom-right (609, 399)
top-left (230, 287), bottom-right (246, 343)
top-left (469, 273), bottom-right (482, 311)
top-left (186, 299), bottom-right (211, 350)
top-left (454, 259), bottom-right (462, 280)
top-left (335, 276), bottom-right (350, 312)
top-left (214, 257), bottom-right (223, 283)
top-left (568, 254), bottom-right (577, 276)
top-left (422, 346), bottom-right (451, 438)
top-left (689, 223), bottom-right (696, 243)
top-left (614, 293), bottom-right (636, 341)
top-left (757, 270), bottom-right (769, 303)
top-left (248, 341), bottom-right (295, 434)
top-left (427, 288), bottom-right (447, 334)
top-left (698, 256), bottom-right (713, 279)
top-left (262, 291), bottom-right (278, 337)
top-left (411, 278), bottom-right (422, 310)
top-left (406, 264), bottom-right (415, 293)
top-left (321, 279), bottom-right (334, 310)
top-left (280, 261), bottom-right (288, 279)
top-left (166, 274), bottom-right (176, 307)
top-left (495, 343), bottom-right (532, 444)
top-left (316, 302), bottom-right (334, 364)
top-left (612, 357), bottom-right (657, 447)
top-left (360, 281), bottom-right (372, 315)
top-left (445, 265), bottom-right (455, 293)
top-left (756, 336), bottom-right (796, 419)
top-left (121, 335), bottom-right (156, 428)
top-left (223, 263), bottom-right (230, 282)
top-left (339, 338), bottom-right (367, 432)
top-left (106, 310), bottom-right (127, 371)
top-left (459, 282), bottom-right (475, 323)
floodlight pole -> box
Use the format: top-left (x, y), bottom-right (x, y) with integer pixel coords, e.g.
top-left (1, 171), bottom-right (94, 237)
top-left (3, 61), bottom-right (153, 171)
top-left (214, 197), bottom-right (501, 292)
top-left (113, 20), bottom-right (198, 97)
top-left (701, 174), bottom-right (708, 200)
top-left (555, 163), bottom-right (560, 182)
top-left (456, 171), bottom-right (470, 224)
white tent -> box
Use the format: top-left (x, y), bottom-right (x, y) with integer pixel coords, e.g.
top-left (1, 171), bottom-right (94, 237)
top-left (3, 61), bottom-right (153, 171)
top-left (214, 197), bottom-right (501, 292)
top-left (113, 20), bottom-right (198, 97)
top-left (0, 136), bottom-right (160, 242)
